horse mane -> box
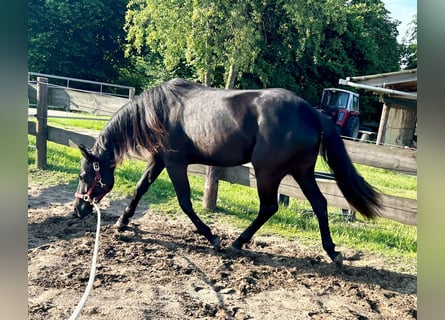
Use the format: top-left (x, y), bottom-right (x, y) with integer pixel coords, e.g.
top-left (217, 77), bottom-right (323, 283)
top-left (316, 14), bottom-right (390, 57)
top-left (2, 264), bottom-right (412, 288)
top-left (92, 78), bottom-right (201, 164)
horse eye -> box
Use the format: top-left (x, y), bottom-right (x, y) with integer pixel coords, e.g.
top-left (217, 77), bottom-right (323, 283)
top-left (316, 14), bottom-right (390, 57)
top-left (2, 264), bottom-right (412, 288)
top-left (79, 173), bottom-right (86, 181)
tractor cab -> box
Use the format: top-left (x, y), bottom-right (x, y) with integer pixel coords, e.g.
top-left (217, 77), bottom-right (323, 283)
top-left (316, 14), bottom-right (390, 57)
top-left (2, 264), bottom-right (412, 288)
top-left (318, 88), bottom-right (360, 139)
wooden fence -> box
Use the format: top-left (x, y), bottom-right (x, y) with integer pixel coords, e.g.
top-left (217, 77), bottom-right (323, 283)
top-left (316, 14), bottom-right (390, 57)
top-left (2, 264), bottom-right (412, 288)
top-left (28, 72), bottom-right (134, 115)
top-left (28, 77), bottom-right (417, 226)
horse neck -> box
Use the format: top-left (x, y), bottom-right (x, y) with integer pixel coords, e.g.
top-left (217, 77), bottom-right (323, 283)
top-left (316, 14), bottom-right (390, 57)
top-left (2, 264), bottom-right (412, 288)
top-left (91, 131), bottom-right (120, 166)
top-left (91, 106), bottom-right (131, 165)
top-left (93, 93), bottom-right (167, 165)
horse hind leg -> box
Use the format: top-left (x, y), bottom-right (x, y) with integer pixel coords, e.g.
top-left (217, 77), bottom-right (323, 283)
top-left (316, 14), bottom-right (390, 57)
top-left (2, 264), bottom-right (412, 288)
top-left (292, 170), bottom-right (342, 266)
top-left (232, 171), bottom-right (281, 250)
top-left (166, 165), bottom-right (220, 250)
top-left (115, 156), bottom-right (165, 230)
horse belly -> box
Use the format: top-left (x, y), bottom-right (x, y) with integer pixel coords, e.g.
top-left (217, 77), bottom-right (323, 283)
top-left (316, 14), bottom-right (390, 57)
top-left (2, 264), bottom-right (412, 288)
top-left (188, 127), bottom-right (255, 166)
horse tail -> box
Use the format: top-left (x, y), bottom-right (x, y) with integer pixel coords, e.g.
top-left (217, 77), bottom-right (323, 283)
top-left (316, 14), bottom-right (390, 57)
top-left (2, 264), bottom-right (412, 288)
top-left (319, 115), bottom-right (381, 219)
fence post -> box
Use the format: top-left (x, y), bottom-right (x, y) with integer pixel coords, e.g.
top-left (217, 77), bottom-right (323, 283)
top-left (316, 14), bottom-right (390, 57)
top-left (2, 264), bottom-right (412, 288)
top-left (129, 87), bottom-right (135, 100)
top-left (36, 77), bottom-right (48, 169)
top-left (203, 166), bottom-right (221, 211)
top-left (376, 95), bottom-right (388, 145)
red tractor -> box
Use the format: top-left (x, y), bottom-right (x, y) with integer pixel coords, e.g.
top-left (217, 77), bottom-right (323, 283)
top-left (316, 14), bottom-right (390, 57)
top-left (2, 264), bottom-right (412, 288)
top-left (316, 88), bottom-right (361, 139)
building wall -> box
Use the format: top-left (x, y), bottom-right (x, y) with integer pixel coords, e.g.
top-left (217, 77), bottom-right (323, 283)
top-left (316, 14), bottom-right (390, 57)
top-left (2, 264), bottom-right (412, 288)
top-left (385, 103), bottom-right (417, 147)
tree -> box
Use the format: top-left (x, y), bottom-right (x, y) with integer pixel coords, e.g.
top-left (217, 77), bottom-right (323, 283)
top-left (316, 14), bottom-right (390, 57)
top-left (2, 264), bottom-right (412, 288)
top-left (124, 0), bottom-right (260, 88)
top-left (301, 0), bottom-right (400, 119)
top-left (234, 0), bottom-right (400, 106)
top-left (28, 0), bottom-right (129, 83)
top-left (401, 14), bottom-right (417, 69)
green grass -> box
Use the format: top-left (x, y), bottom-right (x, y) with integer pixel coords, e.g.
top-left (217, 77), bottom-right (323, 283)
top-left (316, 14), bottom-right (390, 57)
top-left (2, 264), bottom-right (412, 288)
top-left (314, 157), bottom-right (417, 200)
top-left (30, 112), bottom-right (110, 131)
top-left (28, 117), bottom-right (417, 262)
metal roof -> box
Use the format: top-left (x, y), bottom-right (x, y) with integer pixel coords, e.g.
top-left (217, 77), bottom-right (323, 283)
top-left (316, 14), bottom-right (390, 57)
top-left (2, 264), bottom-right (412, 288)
top-left (339, 69), bottom-right (417, 103)
top-left (346, 69), bottom-right (417, 92)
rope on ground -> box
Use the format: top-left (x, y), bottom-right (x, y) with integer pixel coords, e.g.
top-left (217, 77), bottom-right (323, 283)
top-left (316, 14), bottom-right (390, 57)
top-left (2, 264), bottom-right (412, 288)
top-left (68, 203), bottom-right (101, 320)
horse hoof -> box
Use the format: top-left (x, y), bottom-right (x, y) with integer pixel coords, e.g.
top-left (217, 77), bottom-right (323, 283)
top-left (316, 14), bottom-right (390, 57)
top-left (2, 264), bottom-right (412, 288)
top-left (333, 252), bottom-right (343, 267)
top-left (231, 239), bottom-right (243, 250)
top-left (210, 235), bottom-right (221, 251)
top-left (114, 218), bottom-right (128, 232)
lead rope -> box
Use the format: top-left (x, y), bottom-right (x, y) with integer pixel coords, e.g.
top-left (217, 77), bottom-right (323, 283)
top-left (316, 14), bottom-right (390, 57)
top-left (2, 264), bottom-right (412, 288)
top-left (69, 203), bottom-right (101, 320)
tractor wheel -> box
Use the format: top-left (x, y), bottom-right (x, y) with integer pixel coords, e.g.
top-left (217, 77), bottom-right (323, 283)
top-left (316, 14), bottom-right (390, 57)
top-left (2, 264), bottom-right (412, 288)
top-left (342, 116), bottom-right (360, 139)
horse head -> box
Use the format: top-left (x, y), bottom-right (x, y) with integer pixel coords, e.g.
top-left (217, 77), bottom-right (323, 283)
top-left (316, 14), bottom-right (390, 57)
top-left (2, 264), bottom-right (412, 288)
top-left (74, 144), bottom-right (115, 218)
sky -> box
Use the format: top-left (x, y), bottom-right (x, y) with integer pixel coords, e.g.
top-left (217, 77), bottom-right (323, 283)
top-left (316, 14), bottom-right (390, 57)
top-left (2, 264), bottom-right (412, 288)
top-left (381, 0), bottom-right (417, 42)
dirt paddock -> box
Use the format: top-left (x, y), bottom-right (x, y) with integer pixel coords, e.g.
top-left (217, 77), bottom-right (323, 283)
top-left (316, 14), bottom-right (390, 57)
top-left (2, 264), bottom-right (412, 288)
top-left (28, 179), bottom-right (416, 319)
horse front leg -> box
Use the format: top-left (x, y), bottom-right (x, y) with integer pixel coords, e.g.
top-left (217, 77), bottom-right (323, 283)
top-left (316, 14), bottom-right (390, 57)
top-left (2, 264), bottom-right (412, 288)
top-left (165, 164), bottom-right (220, 250)
top-left (115, 157), bottom-right (165, 231)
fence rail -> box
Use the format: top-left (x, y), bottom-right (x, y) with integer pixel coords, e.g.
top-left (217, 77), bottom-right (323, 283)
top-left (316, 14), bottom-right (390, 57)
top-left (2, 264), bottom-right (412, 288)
top-left (28, 72), bottom-right (135, 99)
top-left (28, 77), bottom-right (417, 226)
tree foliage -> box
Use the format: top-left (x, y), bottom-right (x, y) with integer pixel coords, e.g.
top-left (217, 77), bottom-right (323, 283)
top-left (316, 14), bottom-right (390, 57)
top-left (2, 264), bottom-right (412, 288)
top-left (28, 0), bottom-right (129, 82)
top-left (401, 14), bottom-right (417, 69)
top-left (124, 0), bottom-right (400, 106)
top-left (124, 0), bottom-right (260, 87)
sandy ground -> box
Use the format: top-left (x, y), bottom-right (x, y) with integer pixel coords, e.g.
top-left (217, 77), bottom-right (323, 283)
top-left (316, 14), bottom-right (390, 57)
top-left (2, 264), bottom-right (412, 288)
top-left (28, 178), bottom-right (416, 320)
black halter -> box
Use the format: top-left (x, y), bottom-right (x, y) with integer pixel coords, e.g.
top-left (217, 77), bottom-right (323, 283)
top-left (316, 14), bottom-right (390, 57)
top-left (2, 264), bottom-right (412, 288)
top-left (74, 162), bottom-right (110, 204)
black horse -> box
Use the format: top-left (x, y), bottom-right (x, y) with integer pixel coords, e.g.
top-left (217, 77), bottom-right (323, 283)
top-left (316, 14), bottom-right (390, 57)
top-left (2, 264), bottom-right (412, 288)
top-left (74, 78), bottom-right (380, 265)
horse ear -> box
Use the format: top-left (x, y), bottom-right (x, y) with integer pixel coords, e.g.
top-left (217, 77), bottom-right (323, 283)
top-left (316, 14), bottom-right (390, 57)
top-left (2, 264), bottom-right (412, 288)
top-left (78, 144), bottom-right (95, 162)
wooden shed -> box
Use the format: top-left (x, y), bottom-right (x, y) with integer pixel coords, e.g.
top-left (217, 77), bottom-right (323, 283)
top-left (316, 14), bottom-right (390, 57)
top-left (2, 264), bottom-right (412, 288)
top-left (339, 69), bottom-right (417, 148)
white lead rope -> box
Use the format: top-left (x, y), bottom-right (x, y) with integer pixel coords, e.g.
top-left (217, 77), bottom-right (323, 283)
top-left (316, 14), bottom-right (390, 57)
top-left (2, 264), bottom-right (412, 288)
top-left (69, 203), bottom-right (101, 320)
